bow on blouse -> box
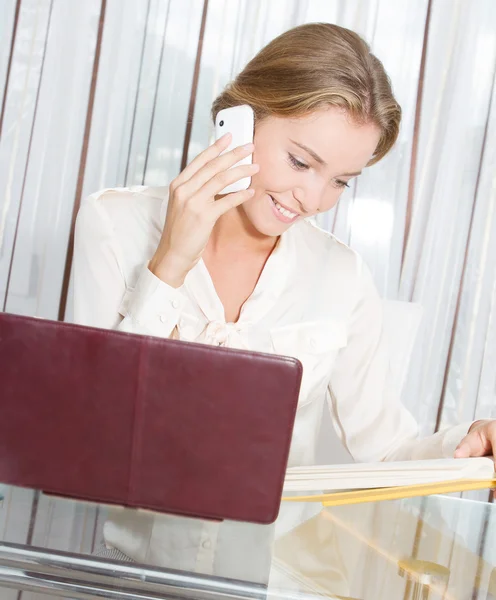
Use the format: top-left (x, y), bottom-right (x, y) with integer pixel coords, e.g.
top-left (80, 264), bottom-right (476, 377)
top-left (195, 320), bottom-right (250, 350)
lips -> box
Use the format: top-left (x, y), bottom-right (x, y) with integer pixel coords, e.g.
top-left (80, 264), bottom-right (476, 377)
top-left (269, 195), bottom-right (300, 223)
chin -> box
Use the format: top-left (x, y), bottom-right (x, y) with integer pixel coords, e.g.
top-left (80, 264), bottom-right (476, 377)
top-left (254, 218), bottom-right (292, 237)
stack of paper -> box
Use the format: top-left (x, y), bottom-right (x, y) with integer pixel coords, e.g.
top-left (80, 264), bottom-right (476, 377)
top-left (283, 457), bottom-right (495, 506)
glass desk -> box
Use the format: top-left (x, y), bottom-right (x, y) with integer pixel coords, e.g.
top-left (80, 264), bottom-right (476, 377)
top-left (0, 485), bottom-right (494, 600)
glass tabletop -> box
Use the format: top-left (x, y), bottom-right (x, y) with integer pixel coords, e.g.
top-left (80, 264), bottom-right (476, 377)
top-left (0, 485), bottom-right (494, 600)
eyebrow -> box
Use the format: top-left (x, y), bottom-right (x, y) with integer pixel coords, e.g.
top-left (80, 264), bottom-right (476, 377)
top-left (290, 139), bottom-right (362, 177)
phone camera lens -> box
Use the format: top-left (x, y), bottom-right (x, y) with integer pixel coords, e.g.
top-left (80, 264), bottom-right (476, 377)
top-left (219, 120), bottom-right (224, 127)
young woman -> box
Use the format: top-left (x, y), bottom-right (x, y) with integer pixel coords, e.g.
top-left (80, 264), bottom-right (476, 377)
top-left (74, 23), bottom-right (496, 582)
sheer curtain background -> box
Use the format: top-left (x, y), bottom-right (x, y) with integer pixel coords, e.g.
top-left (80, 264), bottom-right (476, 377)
top-left (0, 0), bottom-right (495, 587)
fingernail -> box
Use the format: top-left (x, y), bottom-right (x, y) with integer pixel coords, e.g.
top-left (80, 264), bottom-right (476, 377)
top-left (242, 142), bottom-right (254, 150)
top-left (250, 163), bottom-right (260, 171)
top-left (247, 188), bottom-right (255, 195)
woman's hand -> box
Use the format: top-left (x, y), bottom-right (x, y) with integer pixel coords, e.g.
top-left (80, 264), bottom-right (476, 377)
top-left (148, 133), bottom-right (259, 287)
top-left (454, 420), bottom-right (496, 462)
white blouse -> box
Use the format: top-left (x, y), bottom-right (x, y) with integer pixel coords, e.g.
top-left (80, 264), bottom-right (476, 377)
top-left (73, 185), bottom-right (472, 582)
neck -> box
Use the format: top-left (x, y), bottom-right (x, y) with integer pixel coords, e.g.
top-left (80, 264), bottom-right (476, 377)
top-left (207, 205), bottom-right (277, 256)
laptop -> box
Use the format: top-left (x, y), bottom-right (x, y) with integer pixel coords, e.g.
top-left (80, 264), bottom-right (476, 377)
top-left (0, 312), bottom-right (302, 524)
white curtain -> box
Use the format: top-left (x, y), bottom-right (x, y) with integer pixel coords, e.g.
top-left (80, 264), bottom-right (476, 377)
top-left (0, 0), bottom-right (495, 574)
top-left (399, 1), bottom-right (496, 439)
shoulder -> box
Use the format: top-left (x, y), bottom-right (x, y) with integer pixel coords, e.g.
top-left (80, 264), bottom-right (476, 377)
top-left (77, 185), bottom-right (167, 237)
top-left (75, 185), bottom-right (169, 282)
top-left (291, 219), bottom-right (374, 316)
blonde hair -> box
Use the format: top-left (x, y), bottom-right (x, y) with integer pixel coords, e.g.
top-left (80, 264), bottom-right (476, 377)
top-left (211, 23), bottom-right (401, 165)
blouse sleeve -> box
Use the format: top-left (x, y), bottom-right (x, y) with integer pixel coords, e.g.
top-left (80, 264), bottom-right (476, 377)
top-left (72, 193), bottom-right (184, 337)
top-left (327, 254), bottom-right (473, 463)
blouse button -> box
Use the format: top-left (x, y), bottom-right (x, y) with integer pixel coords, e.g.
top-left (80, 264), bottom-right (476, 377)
top-left (160, 314), bottom-right (168, 324)
top-left (309, 337), bottom-right (317, 350)
top-left (171, 299), bottom-right (180, 309)
top-left (202, 539), bottom-right (212, 549)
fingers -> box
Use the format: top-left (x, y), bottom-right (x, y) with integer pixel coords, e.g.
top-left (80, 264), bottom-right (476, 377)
top-left (454, 427), bottom-right (492, 458)
top-left (179, 142), bottom-right (255, 198)
top-left (454, 442), bottom-right (473, 459)
top-left (211, 187), bottom-right (256, 219)
top-left (173, 133), bottom-right (232, 187)
top-left (199, 162), bottom-right (259, 199)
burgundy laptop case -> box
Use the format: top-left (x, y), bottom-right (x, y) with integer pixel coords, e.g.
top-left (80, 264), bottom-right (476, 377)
top-left (0, 312), bottom-right (302, 524)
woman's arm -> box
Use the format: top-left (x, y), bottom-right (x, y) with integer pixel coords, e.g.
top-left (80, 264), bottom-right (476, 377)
top-left (327, 254), bottom-right (473, 463)
top-left (73, 134), bottom-right (258, 334)
top-left (72, 192), bottom-right (184, 337)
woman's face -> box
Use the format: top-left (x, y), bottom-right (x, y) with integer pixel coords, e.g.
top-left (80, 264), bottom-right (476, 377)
top-left (241, 107), bottom-right (382, 237)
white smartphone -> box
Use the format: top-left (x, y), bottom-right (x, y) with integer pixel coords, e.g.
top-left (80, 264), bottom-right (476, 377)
top-left (214, 104), bottom-right (255, 195)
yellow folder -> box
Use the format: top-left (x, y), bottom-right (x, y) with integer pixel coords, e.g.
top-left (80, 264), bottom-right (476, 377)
top-left (282, 478), bottom-right (496, 506)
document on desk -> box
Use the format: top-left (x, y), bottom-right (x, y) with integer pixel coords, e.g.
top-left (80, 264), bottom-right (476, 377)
top-left (282, 457), bottom-right (496, 505)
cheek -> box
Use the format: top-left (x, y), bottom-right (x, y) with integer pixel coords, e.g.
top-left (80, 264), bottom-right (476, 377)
top-left (251, 148), bottom-right (293, 190)
top-left (318, 189), bottom-right (345, 213)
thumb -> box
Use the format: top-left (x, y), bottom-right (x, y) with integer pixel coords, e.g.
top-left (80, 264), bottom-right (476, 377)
top-left (213, 187), bottom-right (255, 218)
top-left (454, 429), bottom-right (489, 459)
top-left (454, 442), bottom-right (472, 458)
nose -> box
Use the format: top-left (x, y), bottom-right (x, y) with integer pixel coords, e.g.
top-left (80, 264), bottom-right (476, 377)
top-left (293, 183), bottom-right (326, 215)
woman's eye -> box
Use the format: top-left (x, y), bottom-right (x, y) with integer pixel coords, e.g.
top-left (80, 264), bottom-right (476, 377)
top-left (287, 153), bottom-right (352, 189)
top-left (287, 154), bottom-right (309, 171)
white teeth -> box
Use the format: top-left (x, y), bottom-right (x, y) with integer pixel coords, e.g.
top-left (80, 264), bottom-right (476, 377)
top-left (273, 199), bottom-right (297, 219)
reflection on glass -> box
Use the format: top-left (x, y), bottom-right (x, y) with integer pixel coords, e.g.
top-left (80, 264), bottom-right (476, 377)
top-left (0, 488), bottom-right (495, 599)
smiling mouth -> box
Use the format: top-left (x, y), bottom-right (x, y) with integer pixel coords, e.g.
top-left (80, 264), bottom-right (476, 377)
top-left (269, 196), bottom-right (300, 221)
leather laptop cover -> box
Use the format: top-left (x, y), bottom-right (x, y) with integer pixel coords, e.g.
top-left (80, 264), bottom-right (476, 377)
top-left (0, 312), bottom-right (302, 524)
